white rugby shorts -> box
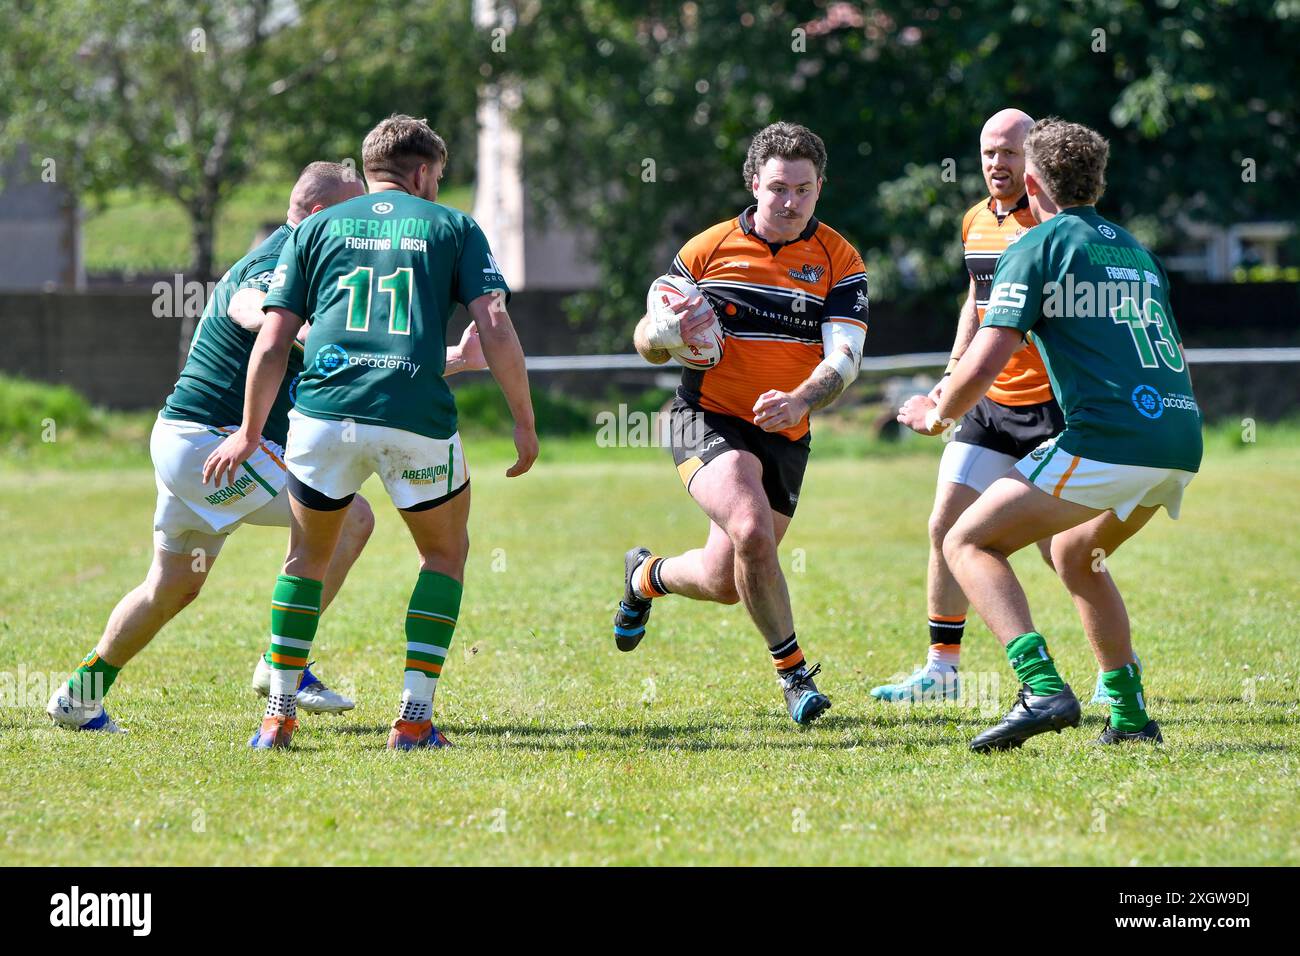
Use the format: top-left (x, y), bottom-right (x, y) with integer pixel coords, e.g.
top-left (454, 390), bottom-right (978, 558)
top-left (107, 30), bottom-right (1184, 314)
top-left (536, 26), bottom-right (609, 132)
top-left (285, 409), bottom-right (469, 511)
top-left (150, 416), bottom-right (291, 556)
top-left (1016, 438), bottom-right (1195, 521)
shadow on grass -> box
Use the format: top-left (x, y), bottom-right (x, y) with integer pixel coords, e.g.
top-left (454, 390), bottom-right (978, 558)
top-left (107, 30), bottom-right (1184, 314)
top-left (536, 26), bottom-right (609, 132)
top-left (319, 712), bottom-right (1298, 755)
top-left (1159, 696), bottom-right (1297, 709)
top-left (327, 716), bottom-right (970, 751)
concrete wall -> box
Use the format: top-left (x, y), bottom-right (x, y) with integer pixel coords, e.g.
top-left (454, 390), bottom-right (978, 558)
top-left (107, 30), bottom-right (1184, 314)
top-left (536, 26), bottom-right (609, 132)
top-left (0, 154), bottom-right (83, 291)
top-left (1, 288), bottom-right (601, 411)
top-left (2, 291), bottom-right (181, 408)
top-left (472, 83), bottom-right (601, 290)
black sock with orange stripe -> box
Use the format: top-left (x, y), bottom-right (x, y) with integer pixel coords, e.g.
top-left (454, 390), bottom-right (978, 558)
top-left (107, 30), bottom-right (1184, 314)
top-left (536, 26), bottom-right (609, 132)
top-left (927, 615), bottom-right (965, 667)
top-left (633, 556), bottom-right (671, 600)
top-left (771, 634), bottom-right (806, 676)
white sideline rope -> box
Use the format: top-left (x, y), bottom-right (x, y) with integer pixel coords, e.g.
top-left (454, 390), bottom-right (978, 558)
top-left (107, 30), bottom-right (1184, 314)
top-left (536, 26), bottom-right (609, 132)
top-left (524, 348), bottom-right (1300, 372)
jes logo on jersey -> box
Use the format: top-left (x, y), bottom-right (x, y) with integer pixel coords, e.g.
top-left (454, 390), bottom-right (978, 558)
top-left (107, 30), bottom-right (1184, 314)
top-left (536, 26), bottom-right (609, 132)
top-left (1132, 385), bottom-right (1164, 419)
top-left (313, 343), bottom-right (421, 379)
top-left (316, 344), bottom-right (350, 373)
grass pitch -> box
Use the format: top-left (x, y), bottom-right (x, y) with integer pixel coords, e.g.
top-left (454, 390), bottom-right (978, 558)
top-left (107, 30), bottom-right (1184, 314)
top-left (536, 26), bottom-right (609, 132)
top-left (1, 429), bottom-right (1297, 866)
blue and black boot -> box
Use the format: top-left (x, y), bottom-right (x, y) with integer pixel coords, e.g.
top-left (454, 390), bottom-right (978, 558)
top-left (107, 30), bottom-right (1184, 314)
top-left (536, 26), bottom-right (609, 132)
top-left (613, 547), bottom-right (653, 652)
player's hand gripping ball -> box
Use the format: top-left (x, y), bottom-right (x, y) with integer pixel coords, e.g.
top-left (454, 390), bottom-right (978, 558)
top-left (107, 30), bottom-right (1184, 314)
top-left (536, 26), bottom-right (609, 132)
top-left (645, 274), bottom-right (725, 370)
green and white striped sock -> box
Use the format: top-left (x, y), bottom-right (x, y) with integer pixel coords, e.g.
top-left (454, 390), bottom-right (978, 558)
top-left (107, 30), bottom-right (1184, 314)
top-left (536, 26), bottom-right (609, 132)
top-left (265, 574), bottom-right (322, 718)
top-left (400, 571), bottom-right (462, 722)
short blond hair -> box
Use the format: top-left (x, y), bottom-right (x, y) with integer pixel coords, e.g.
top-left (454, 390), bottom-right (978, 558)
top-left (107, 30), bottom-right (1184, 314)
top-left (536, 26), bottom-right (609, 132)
top-left (362, 114), bottom-right (448, 179)
top-left (1025, 118), bottom-right (1109, 207)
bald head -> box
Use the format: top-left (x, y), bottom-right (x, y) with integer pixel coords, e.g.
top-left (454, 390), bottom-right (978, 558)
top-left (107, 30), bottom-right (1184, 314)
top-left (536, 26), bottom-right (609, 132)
top-left (980, 109), bottom-right (1035, 206)
top-left (982, 108), bottom-right (1035, 143)
top-left (288, 161), bottom-right (365, 224)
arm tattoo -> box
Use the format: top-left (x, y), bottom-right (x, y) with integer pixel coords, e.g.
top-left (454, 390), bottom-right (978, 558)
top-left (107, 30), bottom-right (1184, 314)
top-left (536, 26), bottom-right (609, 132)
top-left (800, 361), bottom-right (846, 412)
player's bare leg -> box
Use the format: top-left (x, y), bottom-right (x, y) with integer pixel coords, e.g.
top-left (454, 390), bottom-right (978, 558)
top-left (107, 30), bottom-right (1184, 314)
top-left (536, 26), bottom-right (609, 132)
top-left (927, 482), bottom-right (981, 621)
top-left (943, 473), bottom-right (1102, 751)
top-left (283, 497), bottom-right (351, 581)
top-left (94, 546), bottom-right (214, 669)
top-left (655, 521), bottom-right (740, 605)
top-left (399, 484), bottom-right (471, 579)
top-left (871, 480), bottom-right (979, 703)
top-left (944, 473), bottom-right (1098, 641)
top-left (46, 545), bottom-right (213, 733)
top-left (666, 450), bottom-right (792, 640)
top-left (621, 449), bottom-right (828, 724)
top-left (244, 493), bottom-right (376, 612)
top-left (660, 511), bottom-right (793, 607)
top-left (1050, 506), bottom-right (1156, 669)
top-left (1048, 505), bottom-right (1163, 743)
top-left (874, 469), bottom-right (1055, 703)
top-left (386, 484), bottom-right (472, 749)
top-left (250, 495), bottom-right (350, 748)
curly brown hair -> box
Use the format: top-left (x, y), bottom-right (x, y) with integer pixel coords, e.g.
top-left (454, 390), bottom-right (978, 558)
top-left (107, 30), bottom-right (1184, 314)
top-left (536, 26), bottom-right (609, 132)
top-left (1024, 118), bottom-right (1109, 207)
top-left (743, 122), bottom-right (827, 187)
top-left (362, 114), bottom-right (448, 178)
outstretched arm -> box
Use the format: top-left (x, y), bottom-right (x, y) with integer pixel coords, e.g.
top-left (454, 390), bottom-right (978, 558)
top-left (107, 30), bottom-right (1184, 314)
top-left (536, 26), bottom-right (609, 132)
top-left (469, 292), bottom-right (538, 477)
top-left (899, 326), bottom-right (1023, 435)
top-left (931, 278), bottom-right (979, 402)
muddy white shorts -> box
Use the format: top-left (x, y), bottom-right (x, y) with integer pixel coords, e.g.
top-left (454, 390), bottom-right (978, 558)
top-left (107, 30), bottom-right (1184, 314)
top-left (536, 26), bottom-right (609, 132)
top-left (285, 409), bottom-right (469, 511)
top-left (150, 416), bottom-right (291, 556)
top-left (1016, 439), bottom-right (1195, 521)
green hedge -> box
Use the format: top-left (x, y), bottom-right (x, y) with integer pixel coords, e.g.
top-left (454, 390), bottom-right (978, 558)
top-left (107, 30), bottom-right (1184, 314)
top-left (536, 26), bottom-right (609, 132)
top-left (0, 375), bottom-right (100, 444)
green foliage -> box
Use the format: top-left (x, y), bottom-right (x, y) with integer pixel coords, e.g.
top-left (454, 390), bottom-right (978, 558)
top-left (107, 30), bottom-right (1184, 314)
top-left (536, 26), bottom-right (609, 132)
top-left (259, 0), bottom-right (483, 188)
top-left (452, 381), bottom-right (596, 437)
top-left (488, 0), bottom-right (1300, 337)
top-left (0, 374), bottom-right (99, 442)
top-left (0, 0), bottom-right (481, 278)
top-left (82, 181), bottom-right (474, 275)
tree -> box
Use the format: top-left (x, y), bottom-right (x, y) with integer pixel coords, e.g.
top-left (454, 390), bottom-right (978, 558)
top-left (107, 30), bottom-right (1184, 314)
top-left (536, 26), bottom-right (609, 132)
top-left (487, 0), bottom-right (1300, 347)
top-left (0, 0), bottom-right (480, 365)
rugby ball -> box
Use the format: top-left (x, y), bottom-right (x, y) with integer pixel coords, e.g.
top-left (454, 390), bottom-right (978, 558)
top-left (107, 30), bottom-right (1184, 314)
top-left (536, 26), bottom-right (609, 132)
top-left (646, 274), bottom-right (725, 370)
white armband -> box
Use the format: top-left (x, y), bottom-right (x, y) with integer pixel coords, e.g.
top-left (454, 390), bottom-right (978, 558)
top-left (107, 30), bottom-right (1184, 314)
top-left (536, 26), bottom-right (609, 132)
top-left (819, 320), bottom-right (866, 386)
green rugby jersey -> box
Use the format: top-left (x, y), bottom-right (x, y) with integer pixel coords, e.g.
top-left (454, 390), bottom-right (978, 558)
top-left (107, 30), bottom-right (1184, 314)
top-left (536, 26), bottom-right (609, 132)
top-left (262, 190), bottom-right (509, 440)
top-left (982, 206), bottom-right (1202, 473)
top-left (162, 225), bottom-right (304, 447)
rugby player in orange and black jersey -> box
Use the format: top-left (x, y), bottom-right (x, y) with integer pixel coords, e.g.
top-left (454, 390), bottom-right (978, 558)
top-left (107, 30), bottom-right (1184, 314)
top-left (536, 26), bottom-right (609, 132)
top-left (616, 122), bottom-right (870, 726)
top-left (871, 109), bottom-right (1068, 707)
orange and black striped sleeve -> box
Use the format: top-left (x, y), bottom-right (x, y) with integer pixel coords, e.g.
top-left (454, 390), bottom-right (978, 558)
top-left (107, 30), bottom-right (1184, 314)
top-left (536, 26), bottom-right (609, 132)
top-left (820, 230), bottom-right (869, 337)
top-left (669, 220), bottom-right (738, 283)
top-left (960, 201), bottom-right (983, 247)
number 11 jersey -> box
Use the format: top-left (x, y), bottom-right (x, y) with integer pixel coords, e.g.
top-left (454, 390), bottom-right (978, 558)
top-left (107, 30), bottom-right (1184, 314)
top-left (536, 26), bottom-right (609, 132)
top-left (264, 190), bottom-right (509, 440)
